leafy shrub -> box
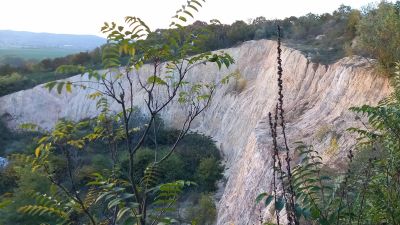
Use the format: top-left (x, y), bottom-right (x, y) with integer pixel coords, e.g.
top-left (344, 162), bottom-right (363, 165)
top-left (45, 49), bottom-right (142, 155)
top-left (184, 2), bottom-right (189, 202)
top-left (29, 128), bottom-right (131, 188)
top-left (0, 159), bottom-right (53, 225)
top-left (0, 166), bottom-right (18, 195)
top-left (196, 157), bottom-right (224, 192)
top-left (123, 148), bottom-right (187, 183)
top-left (174, 133), bottom-right (222, 179)
top-left (185, 194), bottom-right (217, 225)
top-left (0, 72), bottom-right (30, 96)
top-left (122, 143), bottom-right (224, 192)
top-left (356, 1), bottom-right (400, 72)
top-left (227, 70), bottom-right (247, 94)
top-left (0, 72), bottom-right (27, 87)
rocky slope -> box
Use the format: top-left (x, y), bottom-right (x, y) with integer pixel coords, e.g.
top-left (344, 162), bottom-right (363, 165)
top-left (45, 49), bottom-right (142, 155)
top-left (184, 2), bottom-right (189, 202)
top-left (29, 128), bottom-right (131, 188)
top-left (0, 40), bottom-right (391, 224)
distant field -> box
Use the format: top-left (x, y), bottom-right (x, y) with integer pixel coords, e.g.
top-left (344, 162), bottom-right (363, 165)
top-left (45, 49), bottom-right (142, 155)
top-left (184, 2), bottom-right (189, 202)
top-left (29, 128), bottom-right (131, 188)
top-left (0, 48), bottom-right (82, 61)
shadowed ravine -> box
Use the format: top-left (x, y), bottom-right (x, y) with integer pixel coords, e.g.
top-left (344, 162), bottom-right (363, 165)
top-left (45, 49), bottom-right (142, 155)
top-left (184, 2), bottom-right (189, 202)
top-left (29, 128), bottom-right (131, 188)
top-left (0, 40), bottom-right (391, 224)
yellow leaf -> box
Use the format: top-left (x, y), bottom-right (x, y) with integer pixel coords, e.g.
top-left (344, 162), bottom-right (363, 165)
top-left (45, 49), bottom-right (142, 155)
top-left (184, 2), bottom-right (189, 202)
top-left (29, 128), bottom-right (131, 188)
top-left (66, 82), bottom-right (72, 93)
top-left (130, 47), bottom-right (135, 56)
top-left (35, 145), bottom-right (42, 157)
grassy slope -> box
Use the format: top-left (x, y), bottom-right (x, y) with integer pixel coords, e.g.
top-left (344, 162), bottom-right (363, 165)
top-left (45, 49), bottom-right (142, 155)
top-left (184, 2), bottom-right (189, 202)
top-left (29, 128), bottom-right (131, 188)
top-left (0, 48), bottom-right (81, 61)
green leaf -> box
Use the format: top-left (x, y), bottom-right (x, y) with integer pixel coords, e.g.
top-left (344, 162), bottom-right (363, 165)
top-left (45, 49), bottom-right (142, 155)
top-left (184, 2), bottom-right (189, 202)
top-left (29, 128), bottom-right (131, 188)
top-left (294, 204), bottom-right (303, 218)
top-left (183, 10), bottom-right (194, 18)
top-left (275, 196), bottom-right (284, 212)
top-left (187, 4), bottom-right (198, 12)
top-left (45, 81), bottom-right (57, 92)
top-left (56, 82), bottom-right (64, 94)
top-left (108, 198), bottom-right (121, 209)
top-left (310, 206), bottom-right (320, 218)
top-left (117, 207), bottom-right (131, 221)
top-left (38, 136), bottom-right (48, 144)
top-left (178, 16), bottom-right (187, 22)
top-left (0, 199), bottom-right (12, 209)
top-left (216, 60), bottom-right (222, 69)
top-left (120, 193), bottom-right (135, 200)
top-left (265, 195), bottom-right (274, 206)
top-left (147, 76), bottom-right (167, 85)
top-left (302, 208), bottom-right (311, 219)
top-left (191, 0), bottom-right (203, 7)
top-left (256, 193), bottom-right (267, 203)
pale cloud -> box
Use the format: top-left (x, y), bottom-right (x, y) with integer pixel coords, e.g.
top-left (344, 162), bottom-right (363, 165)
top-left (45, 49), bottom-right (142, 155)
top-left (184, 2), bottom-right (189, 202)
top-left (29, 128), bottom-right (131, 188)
top-left (0, 0), bottom-right (383, 36)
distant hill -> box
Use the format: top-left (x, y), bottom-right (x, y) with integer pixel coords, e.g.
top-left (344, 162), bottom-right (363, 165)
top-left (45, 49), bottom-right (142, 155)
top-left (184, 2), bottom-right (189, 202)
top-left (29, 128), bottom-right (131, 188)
top-left (0, 30), bottom-right (106, 50)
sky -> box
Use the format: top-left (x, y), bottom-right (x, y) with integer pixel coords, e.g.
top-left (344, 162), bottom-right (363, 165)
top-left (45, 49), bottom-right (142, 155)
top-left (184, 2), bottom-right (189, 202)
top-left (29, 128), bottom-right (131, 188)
top-left (0, 0), bottom-right (383, 37)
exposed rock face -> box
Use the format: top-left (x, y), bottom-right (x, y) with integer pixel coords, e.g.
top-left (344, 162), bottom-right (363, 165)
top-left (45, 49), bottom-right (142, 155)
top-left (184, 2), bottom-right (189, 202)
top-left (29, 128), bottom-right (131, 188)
top-left (0, 40), bottom-right (391, 224)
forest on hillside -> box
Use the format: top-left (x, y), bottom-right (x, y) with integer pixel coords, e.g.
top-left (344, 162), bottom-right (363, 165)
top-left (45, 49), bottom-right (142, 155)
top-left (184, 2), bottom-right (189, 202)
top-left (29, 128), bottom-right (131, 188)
top-left (0, 1), bottom-right (399, 96)
top-left (1, 0), bottom-right (400, 225)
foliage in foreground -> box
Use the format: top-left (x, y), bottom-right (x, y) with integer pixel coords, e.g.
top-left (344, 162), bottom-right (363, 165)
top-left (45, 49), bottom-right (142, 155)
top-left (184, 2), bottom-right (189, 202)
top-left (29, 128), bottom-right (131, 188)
top-left (1, 1), bottom-right (232, 224)
top-left (256, 27), bottom-right (400, 225)
top-left (0, 118), bottom-right (223, 224)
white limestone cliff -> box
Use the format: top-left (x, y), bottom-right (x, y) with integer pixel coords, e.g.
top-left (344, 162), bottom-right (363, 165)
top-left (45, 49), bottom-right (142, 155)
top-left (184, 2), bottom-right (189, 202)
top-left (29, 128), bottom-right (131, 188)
top-left (0, 40), bottom-right (391, 224)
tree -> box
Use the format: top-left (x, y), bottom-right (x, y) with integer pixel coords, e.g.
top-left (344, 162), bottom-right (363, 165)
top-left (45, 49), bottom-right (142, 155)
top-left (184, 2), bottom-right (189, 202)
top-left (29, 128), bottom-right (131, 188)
top-left (252, 16), bottom-right (267, 26)
top-left (227, 20), bottom-right (254, 44)
top-left (344, 9), bottom-right (361, 40)
top-left (357, 1), bottom-right (400, 71)
top-left (71, 52), bottom-right (91, 65)
top-left (333, 4), bottom-right (352, 20)
top-left (196, 157), bottom-right (224, 192)
top-left (12, 1), bottom-right (234, 224)
top-left (89, 47), bottom-right (102, 66)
